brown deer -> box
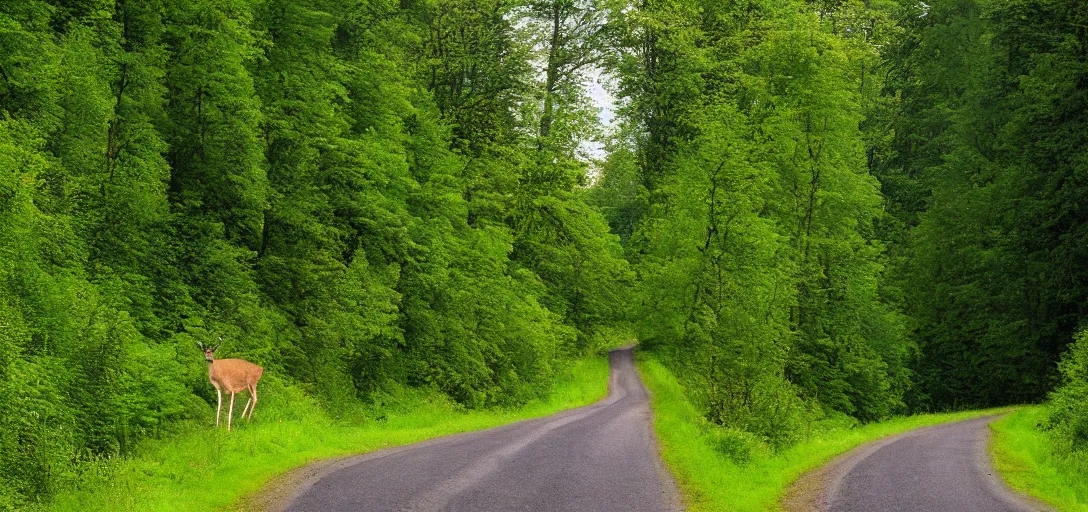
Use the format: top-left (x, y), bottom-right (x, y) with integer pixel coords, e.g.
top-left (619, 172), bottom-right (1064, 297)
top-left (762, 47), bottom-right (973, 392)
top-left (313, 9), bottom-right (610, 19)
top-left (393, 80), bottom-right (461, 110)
top-left (199, 337), bottom-right (264, 431)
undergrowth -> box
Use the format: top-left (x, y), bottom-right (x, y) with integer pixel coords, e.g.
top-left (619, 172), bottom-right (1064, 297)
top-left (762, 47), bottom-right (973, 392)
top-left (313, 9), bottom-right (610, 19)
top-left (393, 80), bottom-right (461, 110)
top-left (991, 406), bottom-right (1088, 511)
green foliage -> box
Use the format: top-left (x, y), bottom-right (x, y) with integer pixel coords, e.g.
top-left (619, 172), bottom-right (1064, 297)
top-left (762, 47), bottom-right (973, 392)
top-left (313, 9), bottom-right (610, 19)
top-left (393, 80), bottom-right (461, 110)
top-left (1049, 331), bottom-right (1088, 450)
top-left (597, 0), bottom-right (1088, 449)
top-left (872, 0), bottom-right (1088, 409)
top-left (0, 0), bottom-right (631, 507)
top-left (598, 0), bottom-right (911, 447)
top-left (4, 0), bottom-right (1087, 506)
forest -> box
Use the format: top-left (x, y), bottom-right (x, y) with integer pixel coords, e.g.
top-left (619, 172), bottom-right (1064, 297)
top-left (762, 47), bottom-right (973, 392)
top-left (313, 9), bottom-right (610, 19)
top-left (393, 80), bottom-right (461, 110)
top-left (0, 0), bottom-right (1086, 508)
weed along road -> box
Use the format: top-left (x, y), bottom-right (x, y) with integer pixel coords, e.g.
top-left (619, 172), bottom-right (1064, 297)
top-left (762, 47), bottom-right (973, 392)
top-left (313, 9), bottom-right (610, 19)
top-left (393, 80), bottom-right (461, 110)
top-left (786, 415), bottom-right (1051, 512)
top-left (264, 346), bottom-right (681, 512)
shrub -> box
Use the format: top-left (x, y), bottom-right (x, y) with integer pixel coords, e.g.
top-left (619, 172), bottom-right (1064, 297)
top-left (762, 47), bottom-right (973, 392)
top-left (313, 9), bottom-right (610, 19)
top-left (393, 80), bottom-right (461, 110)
top-left (1047, 330), bottom-right (1088, 450)
top-left (706, 426), bottom-right (759, 464)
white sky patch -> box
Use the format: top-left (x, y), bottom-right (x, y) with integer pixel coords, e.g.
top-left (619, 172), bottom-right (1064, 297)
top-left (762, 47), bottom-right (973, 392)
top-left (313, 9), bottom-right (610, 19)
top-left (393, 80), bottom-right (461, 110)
top-left (581, 65), bottom-right (618, 164)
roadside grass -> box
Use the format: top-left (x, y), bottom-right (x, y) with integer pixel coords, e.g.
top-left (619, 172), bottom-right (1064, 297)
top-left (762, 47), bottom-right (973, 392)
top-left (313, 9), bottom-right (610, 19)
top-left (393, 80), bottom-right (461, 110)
top-left (43, 357), bottom-right (609, 512)
top-left (990, 406), bottom-right (1088, 511)
top-left (636, 355), bottom-right (1008, 512)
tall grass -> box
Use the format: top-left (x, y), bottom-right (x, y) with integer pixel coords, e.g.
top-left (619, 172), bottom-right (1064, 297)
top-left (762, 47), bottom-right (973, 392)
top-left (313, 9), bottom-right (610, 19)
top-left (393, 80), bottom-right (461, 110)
top-left (637, 356), bottom-right (1005, 512)
top-left (990, 406), bottom-right (1088, 511)
top-left (41, 357), bottom-right (609, 512)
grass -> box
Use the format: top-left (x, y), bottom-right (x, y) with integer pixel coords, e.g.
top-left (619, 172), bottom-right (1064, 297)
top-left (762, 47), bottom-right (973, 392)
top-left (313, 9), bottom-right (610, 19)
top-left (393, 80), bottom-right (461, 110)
top-left (43, 356), bottom-right (609, 512)
top-left (636, 355), bottom-right (1008, 512)
top-left (990, 406), bottom-right (1088, 511)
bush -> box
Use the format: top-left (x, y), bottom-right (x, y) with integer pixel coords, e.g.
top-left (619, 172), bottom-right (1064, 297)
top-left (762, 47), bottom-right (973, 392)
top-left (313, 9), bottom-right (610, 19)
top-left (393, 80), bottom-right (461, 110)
top-left (706, 426), bottom-right (759, 464)
top-left (1047, 330), bottom-right (1088, 450)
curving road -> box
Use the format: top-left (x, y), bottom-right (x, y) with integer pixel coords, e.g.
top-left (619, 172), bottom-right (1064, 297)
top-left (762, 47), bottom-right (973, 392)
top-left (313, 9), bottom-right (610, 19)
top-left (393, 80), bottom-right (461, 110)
top-left (786, 415), bottom-right (1051, 512)
top-left (265, 346), bottom-right (681, 512)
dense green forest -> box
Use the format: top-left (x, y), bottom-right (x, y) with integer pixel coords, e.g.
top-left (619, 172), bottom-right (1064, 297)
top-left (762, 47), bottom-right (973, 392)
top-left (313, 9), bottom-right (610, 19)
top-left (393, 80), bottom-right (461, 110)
top-left (0, 0), bottom-right (631, 505)
top-left (594, 0), bottom-right (1088, 441)
top-left (1, 0), bottom-right (1086, 508)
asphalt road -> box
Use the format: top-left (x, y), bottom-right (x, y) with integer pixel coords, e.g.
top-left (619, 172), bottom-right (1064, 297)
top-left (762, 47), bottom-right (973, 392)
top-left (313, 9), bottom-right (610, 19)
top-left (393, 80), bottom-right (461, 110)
top-left (275, 346), bottom-right (681, 512)
top-left (822, 415), bottom-right (1050, 512)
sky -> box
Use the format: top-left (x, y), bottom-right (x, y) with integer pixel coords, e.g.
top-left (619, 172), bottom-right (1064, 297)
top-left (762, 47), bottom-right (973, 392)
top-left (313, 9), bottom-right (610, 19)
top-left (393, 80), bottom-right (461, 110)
top-left (582, 66), bottom-right (617, 162)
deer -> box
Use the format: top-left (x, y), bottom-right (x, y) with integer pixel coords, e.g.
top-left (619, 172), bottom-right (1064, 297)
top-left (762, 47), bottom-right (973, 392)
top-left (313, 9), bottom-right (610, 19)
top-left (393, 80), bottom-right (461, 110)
top-left (198, 337), bottom-right (264, 431)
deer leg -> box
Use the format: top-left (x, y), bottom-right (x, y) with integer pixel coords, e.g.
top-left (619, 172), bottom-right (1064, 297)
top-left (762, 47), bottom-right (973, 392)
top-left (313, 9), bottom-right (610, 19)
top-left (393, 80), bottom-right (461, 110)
top-left (215, 388), bottom-right (222, 427)
top-left (241, 396), bottom-right (252, 419)
top-left (228, 392), bottom-right (236, 431)
top-left (248, 385), bottom-right (258, 420)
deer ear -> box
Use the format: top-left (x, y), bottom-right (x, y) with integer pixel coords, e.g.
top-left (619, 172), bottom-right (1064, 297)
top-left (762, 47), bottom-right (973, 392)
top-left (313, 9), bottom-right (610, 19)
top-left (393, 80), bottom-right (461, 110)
top-left (197, 341), bottom-right (205, 350)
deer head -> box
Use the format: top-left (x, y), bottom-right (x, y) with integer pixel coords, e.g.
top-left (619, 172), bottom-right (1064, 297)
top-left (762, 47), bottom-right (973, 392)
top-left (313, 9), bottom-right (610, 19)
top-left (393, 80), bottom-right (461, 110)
top-left (197, 337), bottom-right (223, 363)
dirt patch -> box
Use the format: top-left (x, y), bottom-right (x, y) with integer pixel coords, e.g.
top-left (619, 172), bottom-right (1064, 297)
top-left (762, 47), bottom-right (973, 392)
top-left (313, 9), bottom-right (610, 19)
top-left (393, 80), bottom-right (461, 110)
top-left (234, 454), bottom-right (353, 512)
